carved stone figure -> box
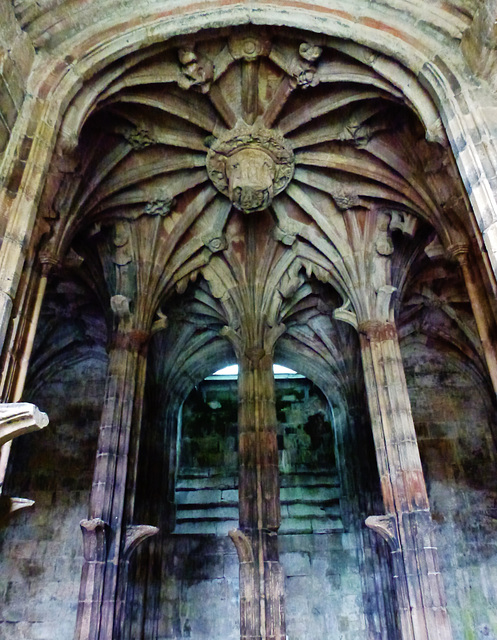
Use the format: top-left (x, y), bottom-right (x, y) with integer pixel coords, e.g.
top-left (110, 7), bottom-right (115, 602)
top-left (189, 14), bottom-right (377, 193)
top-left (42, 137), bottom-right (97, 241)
top-left (206, 124), bottom-right (294, 213)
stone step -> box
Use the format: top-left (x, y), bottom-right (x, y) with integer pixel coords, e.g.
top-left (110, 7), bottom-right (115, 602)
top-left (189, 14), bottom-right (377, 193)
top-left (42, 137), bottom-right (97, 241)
top-left (176, 488), bottom-right (238, 506)
top-left (280, 516), bottom-right (344, 534)
top-left (174, 520), bottom-right (237, 536)
top-left (282, 502), bottom-right (341, 519)
top-left (176, 506), bottom-right (239, 521)
top-left (280, 474), bottom-right (339, 488)
top-left (175, 487), bottom-right (340, 507)
top-left (176, 475), bottom-right (238, 490)
top-left (280, 486), bottom-right (340, 503)
top-left (174, 471), bottom-right (343, 535)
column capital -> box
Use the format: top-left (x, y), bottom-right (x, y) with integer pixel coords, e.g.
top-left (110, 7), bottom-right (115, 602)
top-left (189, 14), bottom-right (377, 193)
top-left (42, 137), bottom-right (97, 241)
top-left (38, 251), bottom-right (59, 276)
top-left (446, 243), bottom-right (470, 265)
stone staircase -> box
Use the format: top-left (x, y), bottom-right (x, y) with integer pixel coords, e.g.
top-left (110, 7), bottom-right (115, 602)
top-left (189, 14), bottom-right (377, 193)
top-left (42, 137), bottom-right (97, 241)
top-left (174, 469), bottom-right (343, 535)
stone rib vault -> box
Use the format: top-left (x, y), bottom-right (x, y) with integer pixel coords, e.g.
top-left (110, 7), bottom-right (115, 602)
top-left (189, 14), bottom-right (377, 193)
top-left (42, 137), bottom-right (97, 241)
top-left (1, 2), bottom-right (497, 640)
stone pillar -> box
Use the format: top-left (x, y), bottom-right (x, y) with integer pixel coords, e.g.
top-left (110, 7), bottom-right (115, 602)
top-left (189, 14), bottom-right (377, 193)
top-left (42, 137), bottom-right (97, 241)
top-left (450, 245), bottom-right (497, 395)
top-left (359, 320), bottom-right (452, 640)
top-left (74, 296), bottom-right (150, 640)
top-left (230, 345), bottom-right (285, 640)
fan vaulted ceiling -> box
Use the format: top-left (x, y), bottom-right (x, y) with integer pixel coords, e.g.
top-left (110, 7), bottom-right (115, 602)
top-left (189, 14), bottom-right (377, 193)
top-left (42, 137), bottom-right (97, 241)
top-left (27, 26), bottom-right (486, 410)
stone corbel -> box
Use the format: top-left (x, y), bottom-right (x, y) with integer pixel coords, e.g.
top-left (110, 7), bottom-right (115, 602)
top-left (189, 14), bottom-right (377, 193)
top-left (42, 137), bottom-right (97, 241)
top-left (0, 402), bottom-right (49, 447)
top-left (0, 360), bottom-right (50, 529)
top-left (228, 529), bottom-right (254, 564)
top-left (365, 514), bottom-right (399, 550)
top-left (80, 518), bottom-right (108, 563)
top-left (177, 46), bottom-right (214, 93)
top-left (424, 235), bottom-right (445, 260)
top-left (374, 285), bottom-right (397, 324)
top-left (110, 294), bottom-right (131, 321)
top-left (123, 524), bottom-right (159, 560)
top-left (389, 211), bottom-right (417, 237)
top-left (0, 496), bottom-right (35, 527)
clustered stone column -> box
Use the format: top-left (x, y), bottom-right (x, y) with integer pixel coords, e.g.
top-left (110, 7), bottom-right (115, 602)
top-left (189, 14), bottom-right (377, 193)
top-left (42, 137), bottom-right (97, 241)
top-left (75, 297), bottom-right (152, 640)
top-left (360, 320), bottom-right (452, 640)
top-left (229, 340), bottom-right (286, 640)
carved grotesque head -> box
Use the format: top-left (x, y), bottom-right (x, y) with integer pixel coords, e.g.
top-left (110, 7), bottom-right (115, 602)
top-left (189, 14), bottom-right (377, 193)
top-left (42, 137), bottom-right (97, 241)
top-left (207, 125), bottom-right (294, 214)
top-left (225, 147), bottom-right (276, 213)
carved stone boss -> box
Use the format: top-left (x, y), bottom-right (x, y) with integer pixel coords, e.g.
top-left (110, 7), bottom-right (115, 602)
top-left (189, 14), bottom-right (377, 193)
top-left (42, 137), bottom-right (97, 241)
top-left (207, 124), bottom-right (294, 214)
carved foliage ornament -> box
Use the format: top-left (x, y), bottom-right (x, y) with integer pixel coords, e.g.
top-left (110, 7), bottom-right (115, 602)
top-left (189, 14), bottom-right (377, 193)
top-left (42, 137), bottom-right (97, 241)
top-left (206, 124), bottom-right (294, 214)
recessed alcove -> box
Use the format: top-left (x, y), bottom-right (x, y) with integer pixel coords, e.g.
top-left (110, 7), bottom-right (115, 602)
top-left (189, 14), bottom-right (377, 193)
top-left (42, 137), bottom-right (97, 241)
top-left (1, 10), bottom-right (497, 640)
top-left (161, 364), bottom-right (358, 640)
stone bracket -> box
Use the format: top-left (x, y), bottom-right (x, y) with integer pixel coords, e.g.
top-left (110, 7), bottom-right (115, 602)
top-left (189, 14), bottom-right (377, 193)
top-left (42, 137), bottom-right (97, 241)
top-left (365, 514), bottom-right (399, 550)
top-left (0, 402), bottom-right (49, 447)
top-left (80, 518), bottom-right (108, 562)
top-left (123, 524), bottom-right (159, 559)
top-left (229, 528), bottom-right (254, 564)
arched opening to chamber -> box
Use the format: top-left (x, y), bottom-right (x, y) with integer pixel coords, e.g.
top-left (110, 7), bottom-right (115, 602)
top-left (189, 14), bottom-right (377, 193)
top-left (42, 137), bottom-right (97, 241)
top-left (1, 16), bottom-right (497, 640)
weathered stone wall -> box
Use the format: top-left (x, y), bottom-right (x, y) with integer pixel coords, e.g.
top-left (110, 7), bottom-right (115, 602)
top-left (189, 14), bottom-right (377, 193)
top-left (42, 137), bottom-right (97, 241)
top-left (281, 532), bottom-right (367, 639)
top-left (0, 355), bottom-right (107, 640)
top-left (154, 530), bottom-right (367, 640)
top-left (151, 375), bottom-right (367, 640)
top-left (0, 0), bottom-right (33, 158)
top-left (403, 341), bottom-right (497, 640)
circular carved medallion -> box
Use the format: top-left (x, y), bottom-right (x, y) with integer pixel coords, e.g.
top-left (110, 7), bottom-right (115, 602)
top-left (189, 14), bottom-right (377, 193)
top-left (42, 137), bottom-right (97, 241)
top-left (206, 124), bottom-right (294, 214)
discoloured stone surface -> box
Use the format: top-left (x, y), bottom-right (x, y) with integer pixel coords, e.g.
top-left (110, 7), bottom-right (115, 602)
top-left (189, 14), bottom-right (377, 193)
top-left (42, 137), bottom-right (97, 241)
top-left (0, 4), bottom-right (497, 640)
